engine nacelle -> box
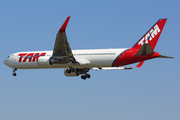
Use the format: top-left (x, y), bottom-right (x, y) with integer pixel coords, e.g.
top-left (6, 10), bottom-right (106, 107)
top-left (64, 68), bottom-right (88, 77)
top-left (37, 56), bottom-right (61, 66)
top-left (37, 56), bottom-right (51, 66)
top-left (49, 57), bottom-right (61, 65)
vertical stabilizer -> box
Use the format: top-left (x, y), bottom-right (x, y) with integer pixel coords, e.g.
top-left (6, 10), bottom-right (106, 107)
top-left (132, 19), bottom-right (167, 50)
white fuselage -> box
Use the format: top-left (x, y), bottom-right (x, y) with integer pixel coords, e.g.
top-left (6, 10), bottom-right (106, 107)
top-left (4, 48), bottom-right (128, 69)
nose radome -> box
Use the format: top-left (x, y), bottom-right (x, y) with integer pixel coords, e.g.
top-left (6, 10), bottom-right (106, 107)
top-left (4, 59), bottom-right (8, 66)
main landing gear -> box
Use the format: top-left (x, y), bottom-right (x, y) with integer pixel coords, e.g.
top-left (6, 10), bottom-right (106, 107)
top-left (12, 68), bottom-right (17, 76)
top-left (66, 62), bottom-right (76, 74)
top-left (66, 67), bottom-right (75, 74)
top-left (65, 65), bottom-right (91, 80)
top-left (66, 67), bottom-right (91, 80)
top-left (81, 74), bottom-right (91, 80)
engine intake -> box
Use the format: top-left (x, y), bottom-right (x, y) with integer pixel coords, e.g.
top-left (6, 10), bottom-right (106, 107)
top-left (49, 57), bottom-right (61, 65)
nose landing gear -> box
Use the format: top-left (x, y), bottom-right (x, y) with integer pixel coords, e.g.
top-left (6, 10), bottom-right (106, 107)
top-left (12, 68), bottom-right (17, 76)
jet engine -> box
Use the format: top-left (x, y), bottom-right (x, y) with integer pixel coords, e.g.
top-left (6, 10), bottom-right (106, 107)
top-left (37, 56), bottom-right (61, 66)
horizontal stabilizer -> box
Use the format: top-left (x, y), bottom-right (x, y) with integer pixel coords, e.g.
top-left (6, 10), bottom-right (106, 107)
top-left (136, 61), bottom-right (145, 68)
top-left (158, 55), bottom-right (174, 58)
top-left (135, 43), bottom-right (154, 56)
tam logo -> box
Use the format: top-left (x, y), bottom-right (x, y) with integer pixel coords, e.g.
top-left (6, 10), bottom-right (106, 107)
top-left (18, 52), bottom-right (46, 62)
top-left (138, 24), bottom-right (161, 46)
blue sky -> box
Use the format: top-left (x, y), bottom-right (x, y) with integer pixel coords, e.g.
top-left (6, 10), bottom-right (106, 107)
top-left (0, 0), bottom-right (180, 120)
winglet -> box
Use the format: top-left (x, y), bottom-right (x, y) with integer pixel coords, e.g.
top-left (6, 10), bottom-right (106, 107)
top-left (59, 16), bottom-right (70, 33)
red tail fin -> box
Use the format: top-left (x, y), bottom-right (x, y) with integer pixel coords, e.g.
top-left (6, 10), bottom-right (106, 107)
top-left (132, 19), bottom-right (167, 50)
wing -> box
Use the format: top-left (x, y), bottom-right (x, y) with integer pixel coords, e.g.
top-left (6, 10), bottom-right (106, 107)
top-left (51, 16), bottom-right (76, 63)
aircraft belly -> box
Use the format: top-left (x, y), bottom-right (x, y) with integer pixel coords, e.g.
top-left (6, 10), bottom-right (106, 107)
top-left (82, 55), bottom-right (115, 67)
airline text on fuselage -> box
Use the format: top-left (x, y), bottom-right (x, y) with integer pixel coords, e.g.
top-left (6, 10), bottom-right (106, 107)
top-left (18, 52), bottom-right (46, 62)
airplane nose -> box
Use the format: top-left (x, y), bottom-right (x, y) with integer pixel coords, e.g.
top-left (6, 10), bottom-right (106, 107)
top-left (4, 59), bottom-right (8, 66)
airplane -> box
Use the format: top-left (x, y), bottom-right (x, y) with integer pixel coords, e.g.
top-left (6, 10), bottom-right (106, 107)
top-left (4, 16), bottom-right (173, 80)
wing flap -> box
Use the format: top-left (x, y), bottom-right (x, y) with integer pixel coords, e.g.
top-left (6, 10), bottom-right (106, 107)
top-left (93, 61), bottom-right (144, 71)
top-left (75, 58), bottom-right (91, 65)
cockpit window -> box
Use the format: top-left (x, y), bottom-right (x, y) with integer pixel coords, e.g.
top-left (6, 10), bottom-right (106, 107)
top-left (7, 56), bottom-right (10, 58)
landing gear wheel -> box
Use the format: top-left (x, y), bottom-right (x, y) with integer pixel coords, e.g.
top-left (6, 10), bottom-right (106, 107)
top-left (66, 69), bottom-right (71, 74)
top-left (12, 73), bottom-right (16, 76)
top-left (12, 68), bottom-right (17, 76)
top-left (70, 67), bottom-right (75, 72)
top-left (85, 74), bottom-right (91, 78)
top-left (81, 75), bottom-right (86, 80)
